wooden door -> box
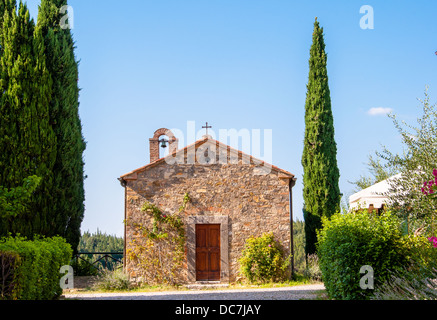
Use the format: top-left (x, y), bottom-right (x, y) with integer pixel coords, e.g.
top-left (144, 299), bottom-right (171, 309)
top-left (196, 224), bottom-right (221, 281)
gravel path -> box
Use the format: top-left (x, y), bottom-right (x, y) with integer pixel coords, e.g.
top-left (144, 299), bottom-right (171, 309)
top-left (63, 283), bottom-right (325, 300)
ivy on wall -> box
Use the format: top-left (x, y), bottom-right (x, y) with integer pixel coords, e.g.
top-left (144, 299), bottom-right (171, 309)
top-left (126, 193), bottom-right (191, 285)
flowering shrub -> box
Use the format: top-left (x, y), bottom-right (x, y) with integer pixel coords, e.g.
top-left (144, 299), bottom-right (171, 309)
top-left (421, 169), bottom-right (437, 197)
top-left (239, 233), bottom-right (290, 284)
top-left (421, 169), bottom-right (437, 243)
top-left (429, 237), bottom-right (437, 248)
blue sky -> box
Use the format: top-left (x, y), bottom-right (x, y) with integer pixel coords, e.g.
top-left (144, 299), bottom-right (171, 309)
top-left (26, 0), bottom-right (437, 237)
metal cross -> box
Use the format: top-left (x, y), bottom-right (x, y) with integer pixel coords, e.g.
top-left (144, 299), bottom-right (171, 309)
top-left (202, 122), bottom-right (212, 136)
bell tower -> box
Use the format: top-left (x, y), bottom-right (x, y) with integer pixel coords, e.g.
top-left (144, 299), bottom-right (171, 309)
top-left (149, 128), bottom-right (179, 163)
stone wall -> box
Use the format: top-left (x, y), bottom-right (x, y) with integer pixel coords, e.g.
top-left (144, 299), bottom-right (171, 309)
top-left (124, 141), bottom-right (292, 284)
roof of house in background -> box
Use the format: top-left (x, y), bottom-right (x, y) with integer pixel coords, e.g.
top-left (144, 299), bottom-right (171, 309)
top-left (349, 173), bottom-right (402, 209)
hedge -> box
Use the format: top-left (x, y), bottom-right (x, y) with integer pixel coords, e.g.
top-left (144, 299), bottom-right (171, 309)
top-left (0, 236), bottom-right (72, 300)
top-left (317, 210), bottom-right (411, 300)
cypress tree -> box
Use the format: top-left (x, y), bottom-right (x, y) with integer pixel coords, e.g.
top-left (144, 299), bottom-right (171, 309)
top-left (0, 0), bottom-right (15, 50)
top-left (0, 1), bottom-right (56, 237)
top-left (302, 19), bottom-right (340, 256)
top-left (36, 0), bottom-right (86, 251)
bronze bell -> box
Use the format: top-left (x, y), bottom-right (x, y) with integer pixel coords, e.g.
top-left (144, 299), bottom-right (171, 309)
top-left (160, 139), bottom-right (168, 148)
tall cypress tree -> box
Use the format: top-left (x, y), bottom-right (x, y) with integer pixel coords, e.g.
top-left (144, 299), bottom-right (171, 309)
top-left (0, 0), bottom-right (15, 51)
top-left (36, 0), bottom-right (86, 252)
top-left (302, 19), bottom-right (340, 256)
top-left (0, 1), bottom-right (56, 237)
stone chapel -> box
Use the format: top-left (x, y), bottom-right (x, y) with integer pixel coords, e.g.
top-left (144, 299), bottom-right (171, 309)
top-left (118, 128), bottom-right (296, 284)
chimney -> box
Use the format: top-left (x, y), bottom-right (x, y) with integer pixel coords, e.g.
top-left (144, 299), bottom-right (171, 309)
top-left (149, 128), bottom-right (178, 163)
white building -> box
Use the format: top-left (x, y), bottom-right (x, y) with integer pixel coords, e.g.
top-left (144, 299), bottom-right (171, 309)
top-left (349, 174), bottom-right (402, 212)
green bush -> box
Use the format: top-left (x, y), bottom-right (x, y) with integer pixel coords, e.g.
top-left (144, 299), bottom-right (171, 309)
top-left (92, 268), bottom-right (131, 291)
top-left (372, 265), bottom-right (437, 300)
top-left (239, 232), bottom-right (290, 284)
top-left (303, 254), bottom-right (322, 282)
top-left (0, 251), bottom-right (21, 299)
top-left (372, 235), bottom-right (437, 300)
top-left (0, 236), bottom-right (72, 300)
top-left (317, 211), bottom-right (410, 300)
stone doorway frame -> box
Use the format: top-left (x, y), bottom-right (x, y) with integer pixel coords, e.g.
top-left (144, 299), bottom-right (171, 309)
top-left (186, 215), bottom-right (229, 283)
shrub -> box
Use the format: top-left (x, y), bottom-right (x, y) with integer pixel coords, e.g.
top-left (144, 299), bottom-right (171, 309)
top-left (0, 236), bottom-right (72, 300)
top-left (303, 254), bottom-right (322, 282)
top-left (92, 268), bottom-right (131, 291)
top-left (372, 266), bottom-right (437, 300)
top-left (317, 210), bottom-right (410, 300)
top-left (372, 235), bottom-right (437, 300)
top-left (239, 232), bottom-right (290, 284)
top-left (0, 251), bottom-right (21, 300)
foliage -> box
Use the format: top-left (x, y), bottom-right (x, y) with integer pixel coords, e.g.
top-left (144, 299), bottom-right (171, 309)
top-left (317, 210), bottom-right (411, 300)
top-left (0, 176), bottom-right (41, 219)
top-left (292, 219), bottom-right (306, 273)
top-left (372, 235), bottom-right (437, 300)
top-left (293, 218), bottom-right (321, 280)
top-left (78, 229), bottom-right (124, 253)
top-left (0, 251), bottom-right (20, 300)
top-left (239, 232), bottom-right (290, 284)
top-left (126, 194), bottom-right (190, 285)
top-left (429, 237), bottom-right (437, 248)
top-left (368, 89), bottom-right (437, 235)
top-left (421, 169), bottom-right (437, 199)
top-left (75, 230), bottom-right (124, 274)
top-left (372, 267), bottom-right (437, 300)
top-left (400, 235), bottom-right (437, 273)
top-left (303, 211), bottom-right (321, 258)
top-left (349, 155), bottom-right (399, 192)
top-left (303, 254), bottom-right (322, 282)
top-left (0, 236), bottom-right (72, 300)
top-left (0, 1), bottom-right (56, 240)
top-left (370, 182), bottom-right (437, 300)
top-left (36, 0), bottom-right (86, 252)
top-left (70, 257), bottom-right (99, 277)
top-left (0, 0), bottom-right (85, 249)
top-left (302, 18), bottom-right (340, 256)
top-left (139, 200), bottom-right (185, 243)
top-left (92, 269), bottom-right (131, 291)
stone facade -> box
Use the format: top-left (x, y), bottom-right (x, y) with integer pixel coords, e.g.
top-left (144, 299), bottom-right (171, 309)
top-left (119, 131), bottom-right (296, 284)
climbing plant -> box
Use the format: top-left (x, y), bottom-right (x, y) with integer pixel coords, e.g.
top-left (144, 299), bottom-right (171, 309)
top-left (126, 193), bottom-right (190, 285)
